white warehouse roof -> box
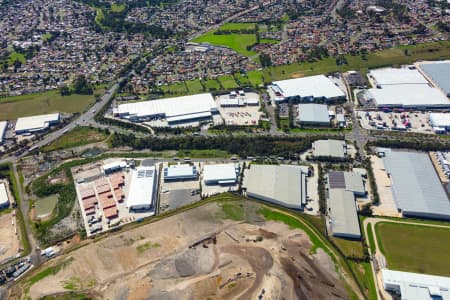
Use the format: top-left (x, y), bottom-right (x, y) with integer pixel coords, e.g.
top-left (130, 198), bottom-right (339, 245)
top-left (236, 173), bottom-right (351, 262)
top-left (203, 163), bottom-right (237, 184)
top-left (164, 164), bottom-right (197, 179)
top-left (273, 75), bottom-right (346, 100)
top-left (0, 121), bottom-right (7, 144)
top-left (243, 164), bottom-right (308, 209)
top-left (127, 166), bottom-right (157, 210)
top-left (15, 113), bottom-right (60, 133)
top-left (312, 139), bottom-right (346, 159)
top-left (382, 269), bottom-right (450, 300)
top-left (430, 113), bottom-right (450, 128)
top-left (0, 183), bottom-right (9, 207)
top-left (367, 85), bottom-right (450, 108)
top-left (328, 189), bottom-right (361, 239)
top-left (369, 68), bottom-right (429, 86)
top-left (102, 161), bottom-right (127, 173)
top-left (114, 93), bottom-right (218, 122)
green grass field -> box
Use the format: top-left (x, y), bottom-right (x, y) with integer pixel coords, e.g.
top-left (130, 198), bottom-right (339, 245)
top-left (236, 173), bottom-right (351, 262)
top-left (234, 73), bottom-right (251, 86)
top-left (35, 195), bottom-right (58, 218)
top-left (204, 79), bottom-right (221, 90)
top-left (218, 23), bottom-right (256, 31)
top-left (218, 75), bottom-right (239, 89)
top-left (376, 222), bottom-right (450, 276)
top-left (185, 79), bottom-right (205, 93)
top-left (110, 3), bottom-right (126, 12)
top-left (8, 52), bottom-right (26, 65)
top-left (176, 149), bottom-right (230, 158)
top-left (160, 82), bottom-right (188, 95)
top-left (43, 127), bottom-right (109, 152)
top-left (192, 33), bottom-right (257, 56)
top-left (0, 89), bottom-right (103, 120)
top-left (331, 237), bottom-right (365, 259)
top-left (247, 70), bottom-right (264, 87)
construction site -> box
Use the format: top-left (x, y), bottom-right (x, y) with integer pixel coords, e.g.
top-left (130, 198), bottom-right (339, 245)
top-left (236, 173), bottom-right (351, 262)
top-left (19, 201), bottom-right (349, 300)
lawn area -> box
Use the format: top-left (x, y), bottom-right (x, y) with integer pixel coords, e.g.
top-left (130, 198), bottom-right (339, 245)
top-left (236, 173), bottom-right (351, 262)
top-left (234, 73), bottom-right (251, 86)
top-left (247, 70), bottom-right (264, 87)
top-left (204, 79), bottom-right (221, 91)
top-left (192, 32), bottom-right (257, 57)
top-left (176, 149), bottom-right (230, 158)
top-left (8, 52), bottom-right (26, 65)
top-left (110, 3), bottom-right (126, 12)
top-left (218, 75), bottom-right (239, 89)
top-left (366, 222), bottom-right (376, 254)
top-left (35, 195), bottom-right (58, 218)
top-left (0, 89), bottom-right (102, 120)
top-left (349, 261), bottom-right (377, 300)
top-left (375, 222), bottom-right (450, 276)
top-left (218, 23), bottom-right (256, 31)
top-left (331, 237), bottom-right (365, 259)
top-left (185, 79), bottom-right (205, 94)
top-left (43, 127), bottom-right (109, 152)
top-left (160, 82), bottom-right (188, 95)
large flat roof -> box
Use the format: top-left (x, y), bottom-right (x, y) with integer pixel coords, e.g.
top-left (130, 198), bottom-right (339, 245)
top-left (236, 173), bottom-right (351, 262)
top-left (273, 75), bottom-right (345, 99)
top-left (369, 68), bottom-right (429, 86)
top-left (0, 121), bottom-right (7, 144)
top-left (419, 61), bottom-right (450, 96)
top-left (127, 166), bottom-right (157, 208)
top-left (382, 149), bottom-right (450, 220)
top-left (297, 104), bottom-right (330, 124)
top-left (328, 189), bottom-right (361, 238)
top-left (430, 113), bottom-right (450, 128)
top-left (367, 85), bottom-right (450, 108)
top-left (0, 183), bottom-right (9, 206)
top-left (115, 93), bottom-right (218, 120)
top-left (328, 171), bottom-right (365, 195)
top-left (203, 163), bottom-right (237, 183)
top-left (382, 269), bottom-right (450, 300)
top-left (243, 164), bottom-right (308, 209)
top-left (164, 164), bottom-right (197, 178)
top-left (312, 139), bottom-right (346, 158)
top-left (15, 113), bottom-right (60, 133)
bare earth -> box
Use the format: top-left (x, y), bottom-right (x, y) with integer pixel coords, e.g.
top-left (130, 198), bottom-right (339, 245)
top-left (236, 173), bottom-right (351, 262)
top-left (0, 212), bottom-right (20, 263)
top-left (20, 202), bottom-right (347, 300)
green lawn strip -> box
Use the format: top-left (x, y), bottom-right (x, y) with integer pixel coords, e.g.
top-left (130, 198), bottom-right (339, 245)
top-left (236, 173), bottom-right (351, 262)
top-left (375, 222), bottom-right (450, 276)
top-left (246, 70), bottom-right (264, 87)
top-left (348, 260), bottom-right (377, 300)
top-left (204, 79), bottom-right (221, 90)
top-left (375, 216), bottom-right (450, 227)
top-left (176, 149), bottom-right (230, 158)
top-left (28, 257), bottom-right (74, 285)
top-left (331, 237), bottom-right (365, 259)
top-left (40, 292), bottom-right (93, 300)
top-left (0, 89), bottom-right (103, 120)
top-left (233, 73), bottom-right (251, 86)
top-left (218, 23), bottom-right (256, 31)
top-left (43, 127), bottom-right (109, 152)
top-left (366, 223), bottom-right (376, 254)
top-left (217, 75), bottom-right (239, 89)
top-left (160, 82), bottom-right (188, 95)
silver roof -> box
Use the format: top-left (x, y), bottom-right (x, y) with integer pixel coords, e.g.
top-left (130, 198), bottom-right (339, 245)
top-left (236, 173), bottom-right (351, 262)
top-left (328, 189), bottom-right (361, 238)
top-left (419, 62), bottom-right (450, 96)
top-left (382, 149), bottom-right (450, 219)
top-left (297, 104), bottom-right (330, 124)
top-left (312, 139), bottom-right (346, 158)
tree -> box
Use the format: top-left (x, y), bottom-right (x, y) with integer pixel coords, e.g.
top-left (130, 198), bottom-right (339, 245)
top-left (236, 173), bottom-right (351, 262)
top-left (72, 75), bottom-right (93, 95)
top-left (60, 85), bottom-right (71, 96)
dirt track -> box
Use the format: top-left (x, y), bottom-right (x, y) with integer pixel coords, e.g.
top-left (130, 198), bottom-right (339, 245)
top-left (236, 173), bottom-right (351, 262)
top-left (16, 201), bottom-right (348, 300)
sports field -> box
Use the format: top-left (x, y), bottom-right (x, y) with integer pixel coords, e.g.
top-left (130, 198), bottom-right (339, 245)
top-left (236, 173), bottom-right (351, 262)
top-left (0, 89), bottom-right (103, 120)
top-left (375, 222), bottom-right (450, 276)
top-left (192, 32), bottom-right (257, 56)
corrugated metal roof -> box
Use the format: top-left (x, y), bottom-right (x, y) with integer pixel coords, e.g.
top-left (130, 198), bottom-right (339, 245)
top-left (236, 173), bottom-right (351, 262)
top-left (312, 139), bottom-right (346, 158)
top-left (328, 171), bottom-right (346, 189)
top-left (297, 104), bottom-right (330, 124)
top-left (419, 62), bottom-right (450, 96)
top-left (328, 189), bottom-right (361, 238)
top-left (369, 68), bottom-right (429, 86)
top-left (382, 149), bottom-right (450, 219)
top-left (273, 75), bottom-right (345, 100)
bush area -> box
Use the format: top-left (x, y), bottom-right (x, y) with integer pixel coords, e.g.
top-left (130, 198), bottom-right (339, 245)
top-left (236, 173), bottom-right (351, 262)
top-left (109, 133), bottom-right (342, 158)
top-left (43, 127), bottom-right (110, 152)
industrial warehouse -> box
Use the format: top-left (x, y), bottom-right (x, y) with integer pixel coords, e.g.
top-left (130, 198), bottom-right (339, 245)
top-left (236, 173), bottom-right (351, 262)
top-left (327, 189), bottom-right (361, 239)
top-left (381, 149), bottom-right (450, 220)
top-left (202, 163), bottom-right (238, 185)
top-left (382, 269), bottom-right (450, 300)
top-left (297, 104), bottom-right (330, 126)
top-left (418, 61), bottom-right (450, 97)
top-left (429, 113), bottom-right (450, 132)
top-left (14, 113), bottom-right (60, 135)
top-left (311, 139), bottom-right (347, 160)
top-left (0, 121), bottom-right (7, 144)
top-left (363, 67), bottom-right (450, 109)
top-left (127, 166), bottom-right (158, 211)
top-left (163, 163), bottom-right (198, 181)
top-left (113, 93), bottom-right (219, 126)
top-left (0, 182), bottom-right (10, 209)
top-left (243, 164), bottom-right (308, 209)
top-left (271, 75), bottom-right (346, 103)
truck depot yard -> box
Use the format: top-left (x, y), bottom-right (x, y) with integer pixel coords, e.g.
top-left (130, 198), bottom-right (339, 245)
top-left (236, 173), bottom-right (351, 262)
top-left (375, 222), bottom-right (450, 277)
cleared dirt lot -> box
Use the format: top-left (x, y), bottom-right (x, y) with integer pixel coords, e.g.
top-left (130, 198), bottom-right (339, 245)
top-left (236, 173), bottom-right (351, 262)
top-left (19, 201), bottom-right (347, 300)
top-left (0, 212), bottom-right (20, 263)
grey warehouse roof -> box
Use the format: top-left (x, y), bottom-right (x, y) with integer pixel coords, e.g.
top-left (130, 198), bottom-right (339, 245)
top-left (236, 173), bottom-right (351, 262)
top-left (243, 164), bottom-right (308, 209)
top-left (419, 62), bottom-right (450, 97)
top-left (297, 104), bottom-right (330, 124)
top-left (328, 189), bottom-right (361, 238)
top-left (312, 139), bottom-right (346, 159)
top-left (382, 149), bottom-right (450, 220)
